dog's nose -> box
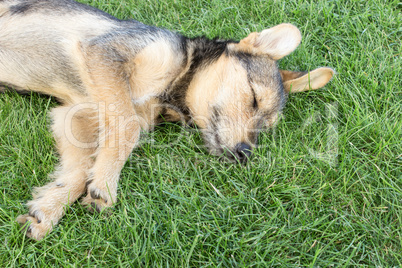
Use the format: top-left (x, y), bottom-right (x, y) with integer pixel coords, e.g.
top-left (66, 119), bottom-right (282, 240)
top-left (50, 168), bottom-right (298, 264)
top-left (234, 142), bottom-right (252, 163)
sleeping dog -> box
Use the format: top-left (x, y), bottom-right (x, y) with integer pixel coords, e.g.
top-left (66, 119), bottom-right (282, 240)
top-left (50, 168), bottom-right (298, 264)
top-left (0, 0), bottom-right (334, 240)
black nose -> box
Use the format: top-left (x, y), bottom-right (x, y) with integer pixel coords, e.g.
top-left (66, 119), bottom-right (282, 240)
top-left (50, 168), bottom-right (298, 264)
top-left (234, 142), bottom-right (252, 163)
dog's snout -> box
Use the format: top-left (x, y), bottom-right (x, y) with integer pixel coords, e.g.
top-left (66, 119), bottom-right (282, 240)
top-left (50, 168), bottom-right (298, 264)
top-left (235, 142), bottom-right (252, 162)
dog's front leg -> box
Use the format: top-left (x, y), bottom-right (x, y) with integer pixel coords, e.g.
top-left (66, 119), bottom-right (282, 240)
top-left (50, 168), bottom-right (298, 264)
top-left (75, 42), bottom-right (142, 213)
top-left (81, 98), bottom-right (139, 213)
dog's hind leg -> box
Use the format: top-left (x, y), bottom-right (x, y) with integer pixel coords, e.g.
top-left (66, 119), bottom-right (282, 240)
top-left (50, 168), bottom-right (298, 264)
top-left (17, 104), bottom-right (98, 240)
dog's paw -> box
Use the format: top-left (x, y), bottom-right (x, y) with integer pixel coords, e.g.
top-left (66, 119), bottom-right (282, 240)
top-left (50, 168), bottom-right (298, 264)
top-left (16, 214), bottom-right (51, 241)
top-left (81, 195), bottom-right (112, 214)
top-left (81, 184), bottom-right (114, 214)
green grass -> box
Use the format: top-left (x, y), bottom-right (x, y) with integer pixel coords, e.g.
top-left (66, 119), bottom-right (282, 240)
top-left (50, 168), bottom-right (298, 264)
top-left (1, 0), bottom-right (401, 266)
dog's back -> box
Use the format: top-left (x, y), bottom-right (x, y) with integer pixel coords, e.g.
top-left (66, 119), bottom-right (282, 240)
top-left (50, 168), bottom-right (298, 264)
top-left (0, 0), bottom-right (119, 101)
top-left (0, 0), bottom-right (178, 103)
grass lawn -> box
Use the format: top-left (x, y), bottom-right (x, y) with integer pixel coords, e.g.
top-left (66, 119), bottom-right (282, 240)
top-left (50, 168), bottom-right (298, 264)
top-left (0, 0), bottom-right (401, 266)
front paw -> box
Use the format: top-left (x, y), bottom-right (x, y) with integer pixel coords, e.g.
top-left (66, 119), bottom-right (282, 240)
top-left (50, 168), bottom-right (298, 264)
top-left (81, 184), bottom-right (115, 214)
top-left (16, 214), bottom-right (52, 241)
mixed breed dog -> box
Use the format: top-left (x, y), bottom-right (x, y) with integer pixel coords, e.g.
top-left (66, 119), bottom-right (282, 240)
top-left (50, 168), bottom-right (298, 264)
top-left (0, 0), bottom-right (334, 240)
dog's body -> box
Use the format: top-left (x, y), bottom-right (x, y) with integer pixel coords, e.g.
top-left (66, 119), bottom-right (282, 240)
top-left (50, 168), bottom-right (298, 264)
top-left (0, 0), bottom-right (334, 240)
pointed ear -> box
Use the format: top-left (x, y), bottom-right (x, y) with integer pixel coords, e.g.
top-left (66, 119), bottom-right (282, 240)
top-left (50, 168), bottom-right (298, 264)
top-left (234, 24), bottom-right (301, 60)
top-left (280, 67), bottom-right (335, 93)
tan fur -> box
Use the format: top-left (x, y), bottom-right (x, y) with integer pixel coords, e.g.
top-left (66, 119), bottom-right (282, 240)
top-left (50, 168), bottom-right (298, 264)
top-left (186, 56), bottom-right (233, 126)
top-left (130, 41), bottom-right (185, 104)
top-left (187, 55), bottom-right (254, 147)
top-left (229, 24), bottom-right (302, 60)
top-left (17, 105), bottom-right (97, 240)
top-left (281, 68), bottom-right (335, 93)
top-left (0, 11), bottom-right (114, 101)
top-left (1, 0), bottom-right (334, 240)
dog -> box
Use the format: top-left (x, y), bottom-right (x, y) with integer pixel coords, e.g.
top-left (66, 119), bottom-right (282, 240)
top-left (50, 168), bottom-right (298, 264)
top-left (0, 0), bottom-right (334, 240)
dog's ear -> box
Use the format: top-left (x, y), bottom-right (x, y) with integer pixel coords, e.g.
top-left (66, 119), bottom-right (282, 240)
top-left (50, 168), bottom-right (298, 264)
top-left (235, 24), bottom-right (301, 60)
top-left (280, 67), bottom-right (335, 93)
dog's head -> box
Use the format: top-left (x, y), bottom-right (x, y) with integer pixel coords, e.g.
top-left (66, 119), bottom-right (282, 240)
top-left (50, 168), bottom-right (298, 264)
top-left (185, 24), bottom-right (334, 162)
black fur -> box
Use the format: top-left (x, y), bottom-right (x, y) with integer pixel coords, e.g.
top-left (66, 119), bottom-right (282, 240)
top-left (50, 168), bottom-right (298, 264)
top-left (159, 37), bottom-right (235, 117)
top-left (90, 189), bottom-right (100, 200)
top-left (85, 179), bottom-right (93, 189)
